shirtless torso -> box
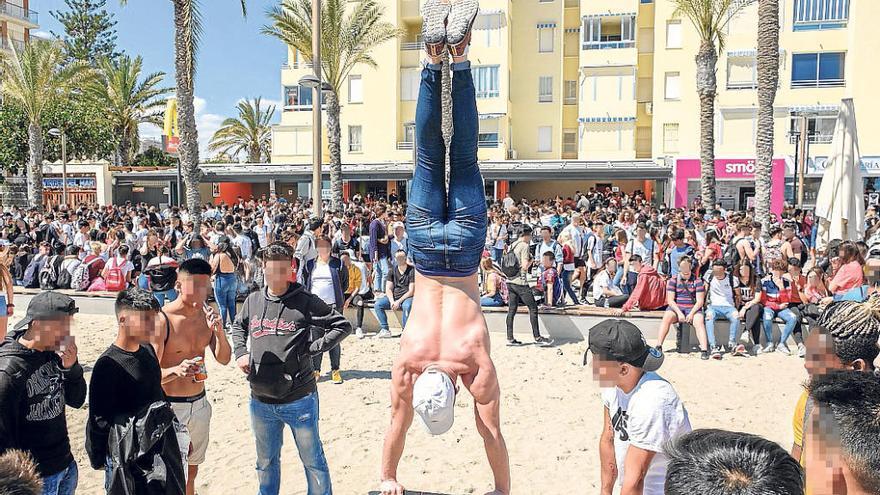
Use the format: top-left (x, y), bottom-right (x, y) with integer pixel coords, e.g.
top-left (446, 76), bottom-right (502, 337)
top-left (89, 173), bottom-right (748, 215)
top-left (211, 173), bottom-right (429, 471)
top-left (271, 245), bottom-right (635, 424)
top-left (157, 303), bottom-right (217, 397)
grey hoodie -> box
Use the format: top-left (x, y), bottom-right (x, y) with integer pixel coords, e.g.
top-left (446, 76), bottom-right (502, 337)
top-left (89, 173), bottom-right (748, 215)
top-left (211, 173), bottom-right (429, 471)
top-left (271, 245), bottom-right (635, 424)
top-left (231, 283), bottom-right (351, 404)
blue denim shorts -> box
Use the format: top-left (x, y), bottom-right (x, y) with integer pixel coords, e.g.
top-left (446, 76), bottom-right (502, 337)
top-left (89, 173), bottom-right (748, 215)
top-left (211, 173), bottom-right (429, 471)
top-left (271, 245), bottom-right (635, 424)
top-left (406, 201), bottom-right (487, 278)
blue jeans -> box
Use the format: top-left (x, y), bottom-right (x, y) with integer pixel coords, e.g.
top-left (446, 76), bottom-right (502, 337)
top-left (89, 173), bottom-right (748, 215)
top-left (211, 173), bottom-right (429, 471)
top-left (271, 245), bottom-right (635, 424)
top-left (372, 257), bottom-right (391, 293)
top-left (153, 288), bottom-right (178, 307)
top-left (250, 393), bottom-right (331, 495)
top-left (491, 247), bottom-right (503, 263)
top-left (42, 460), bottom-right (78, 495)
top-left (373, 296), bottom-right (413, 330)
top-left (762, 307), bottom-right (799, 345)
top-left (214, 273), bottom-right (238, 326)
top-left (561, 269), bottom-right (579, 305)
top-left (480, 294), bottom-right (504, 307)
top-left (406, 62), bottom-right (487, 278)
top-left (706, 305), bottom-right (741, 347)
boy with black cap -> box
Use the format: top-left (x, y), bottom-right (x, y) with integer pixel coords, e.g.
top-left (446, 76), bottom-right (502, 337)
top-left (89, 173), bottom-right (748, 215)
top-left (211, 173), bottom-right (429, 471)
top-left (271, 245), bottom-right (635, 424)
top-left (587, 319), bottom-right (691, 495)
top-left (0, 291), bottom-right (85, 495)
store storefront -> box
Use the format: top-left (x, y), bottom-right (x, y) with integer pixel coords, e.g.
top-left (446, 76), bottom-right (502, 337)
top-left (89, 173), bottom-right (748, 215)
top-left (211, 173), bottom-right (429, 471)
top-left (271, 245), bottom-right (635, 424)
top-left (801, 156), bottom-right (880, 208)
top-left (675, 158), bottom-right (786, 214)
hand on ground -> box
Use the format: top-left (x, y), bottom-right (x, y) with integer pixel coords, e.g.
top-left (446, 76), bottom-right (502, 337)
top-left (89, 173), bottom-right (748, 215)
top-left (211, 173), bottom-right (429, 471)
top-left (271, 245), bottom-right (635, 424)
top-left (379, 479), bottom-right (405, 495)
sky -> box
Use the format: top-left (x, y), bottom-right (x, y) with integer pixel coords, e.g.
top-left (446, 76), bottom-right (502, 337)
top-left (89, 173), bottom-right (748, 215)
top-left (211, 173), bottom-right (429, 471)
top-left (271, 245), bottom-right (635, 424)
top-left (32, 0), bottom-right (288, 157)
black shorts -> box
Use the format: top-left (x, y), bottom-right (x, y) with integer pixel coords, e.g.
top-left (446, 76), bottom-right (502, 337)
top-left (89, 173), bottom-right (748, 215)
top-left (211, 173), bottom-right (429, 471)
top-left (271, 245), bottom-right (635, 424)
top-left (574, 259), bottom-right (586, 268)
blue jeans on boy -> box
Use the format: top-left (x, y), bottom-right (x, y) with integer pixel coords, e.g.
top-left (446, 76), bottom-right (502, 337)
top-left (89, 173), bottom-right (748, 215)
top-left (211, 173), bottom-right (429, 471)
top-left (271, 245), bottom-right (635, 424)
top-left (372, 257), bottom-right (391, 293)
top-left (762, 307), bottom-right (799, 345)
top-left (214, 273), bottom-right (238, 327)
top-left (250, 392), bottom-right (331, 495)
top-left (706, 305), bottom-right (740, 347)
top-left (153, 288), bottom-right (178, 307)
top-left (41, 460), bottom-right (78, 495)
top-left (373, 296), bottom-right (413, 330)
top-left (480, 294), bottom-right (504, 307)
top-left (405, 62), bottom-right (487, 278)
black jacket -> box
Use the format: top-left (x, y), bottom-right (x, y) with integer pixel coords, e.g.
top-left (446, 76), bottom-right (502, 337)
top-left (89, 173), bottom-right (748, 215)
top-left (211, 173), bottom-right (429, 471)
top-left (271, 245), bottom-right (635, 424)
top-left (0, 337), bottom-right (86, 476)
top-left (231, 283), bottom-right (352, 404)
top-left (98, 401), bottom-right (185, 495)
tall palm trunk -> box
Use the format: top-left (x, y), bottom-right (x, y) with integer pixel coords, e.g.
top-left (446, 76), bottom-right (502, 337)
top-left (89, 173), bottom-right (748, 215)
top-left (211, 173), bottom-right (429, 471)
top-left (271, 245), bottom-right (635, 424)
top-left (326, 90), bottom-right (343, 211)
top-left (27, 122), bottom-right (44, 210)
top-left (117, 132), bottom-right (132, 167)
top-left (248, 144), bottom-right (260, 163)
top-left (755, 0), bottom-right (779, 230)
top-left (695, 41), bottom-right (718, 208)
top-left (173, 0), bottom-right (202, 230)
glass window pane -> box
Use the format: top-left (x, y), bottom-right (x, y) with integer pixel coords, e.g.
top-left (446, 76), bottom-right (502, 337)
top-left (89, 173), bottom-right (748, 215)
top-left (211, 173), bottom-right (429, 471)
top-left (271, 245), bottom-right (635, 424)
top-left (792, 53), bottom-right (819, 81)
top-left (666, 21), bottom-right (682, 48)
top-left (818, 52), bottom-right (844, 80)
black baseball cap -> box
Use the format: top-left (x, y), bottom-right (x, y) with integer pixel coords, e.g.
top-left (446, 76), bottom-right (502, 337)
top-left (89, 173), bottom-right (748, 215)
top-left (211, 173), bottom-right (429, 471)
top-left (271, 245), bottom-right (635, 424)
top-left (585, 319), bottom-right (664, 372)
top-left (14, 291), bottom-right (79, 332)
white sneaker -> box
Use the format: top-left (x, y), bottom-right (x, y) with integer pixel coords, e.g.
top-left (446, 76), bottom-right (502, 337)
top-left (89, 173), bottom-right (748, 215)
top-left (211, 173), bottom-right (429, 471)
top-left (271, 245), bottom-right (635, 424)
top-left (355, 327), bottom-right (364, 339)
top-left (777, 343), bottom-right (791, 356)
top-left (763, 343), bottom-right (776, 353)
top-left (797, 343), bottom-right (807, 358)
top-left (376, 329), bottom-right (393, 339)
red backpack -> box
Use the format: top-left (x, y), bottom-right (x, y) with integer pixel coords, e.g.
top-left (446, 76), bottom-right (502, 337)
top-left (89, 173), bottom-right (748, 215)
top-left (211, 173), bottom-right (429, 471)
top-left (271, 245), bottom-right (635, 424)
top-left (105, 257), bottom-right (126, 291)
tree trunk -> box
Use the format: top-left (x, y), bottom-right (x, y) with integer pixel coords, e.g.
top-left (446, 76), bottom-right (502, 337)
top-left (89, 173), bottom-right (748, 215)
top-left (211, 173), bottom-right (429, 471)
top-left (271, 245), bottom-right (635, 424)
top-left (118, 131), bottom-right (131, 167)
top-left (27, 122), bottom-right (43, 212)
top-left (326, 90), bottom-right (343, 211)
top-left (695, 42), bottom-right (718, 209)
top-left (755, 0), bottom-right (779, 230)
top-left (173, 0), bottom-right (202, 231)
top-left (248, 143), bottom-right (260, 164)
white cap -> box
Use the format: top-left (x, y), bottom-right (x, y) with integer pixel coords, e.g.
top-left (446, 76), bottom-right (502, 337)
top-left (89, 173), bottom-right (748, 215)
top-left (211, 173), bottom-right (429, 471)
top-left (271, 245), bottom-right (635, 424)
top-left (412, 368), bottom-right (456, 435)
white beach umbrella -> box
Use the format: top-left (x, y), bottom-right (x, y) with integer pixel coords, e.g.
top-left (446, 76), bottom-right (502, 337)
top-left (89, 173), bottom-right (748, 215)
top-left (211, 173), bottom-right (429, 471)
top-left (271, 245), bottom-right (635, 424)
top-left (814, 98), bottom-right (865, 252)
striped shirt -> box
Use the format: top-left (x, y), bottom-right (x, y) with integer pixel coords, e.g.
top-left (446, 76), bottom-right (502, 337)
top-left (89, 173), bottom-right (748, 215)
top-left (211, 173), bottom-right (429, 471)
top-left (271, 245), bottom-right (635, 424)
top-left (666, 274), bottom-right (705, 311)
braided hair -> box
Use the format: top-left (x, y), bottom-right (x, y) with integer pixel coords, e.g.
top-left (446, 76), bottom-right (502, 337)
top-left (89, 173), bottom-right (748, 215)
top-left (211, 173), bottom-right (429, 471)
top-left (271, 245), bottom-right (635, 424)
top-left (817, 294), bottom-right (880, 365)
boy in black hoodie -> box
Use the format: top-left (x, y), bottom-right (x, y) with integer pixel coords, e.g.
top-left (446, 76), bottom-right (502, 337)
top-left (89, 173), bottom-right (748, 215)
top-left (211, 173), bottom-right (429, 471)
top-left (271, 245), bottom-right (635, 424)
top-left (232, 242), bottom-right (351, 495)
top-left (0, 291), bottom-right (85, 495)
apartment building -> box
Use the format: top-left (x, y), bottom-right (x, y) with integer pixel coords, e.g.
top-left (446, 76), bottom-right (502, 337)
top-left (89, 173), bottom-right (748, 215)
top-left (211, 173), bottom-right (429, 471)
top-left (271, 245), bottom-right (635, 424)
top-left (271, 0), bottom-right (879, 206)
top-left (0, 0), bottom-right (37, 53)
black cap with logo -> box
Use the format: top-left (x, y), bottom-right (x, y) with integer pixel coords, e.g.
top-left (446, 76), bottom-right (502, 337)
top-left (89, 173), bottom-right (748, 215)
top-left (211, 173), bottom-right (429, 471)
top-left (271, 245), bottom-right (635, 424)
top-left (585, 319), bottom-right (664, 372)
top-left (13, 291), bottom-right (79, 332)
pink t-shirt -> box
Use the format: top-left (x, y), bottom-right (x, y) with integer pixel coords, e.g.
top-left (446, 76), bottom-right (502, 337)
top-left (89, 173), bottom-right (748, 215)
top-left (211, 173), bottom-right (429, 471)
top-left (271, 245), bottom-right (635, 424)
top-left (832, 261), bottom-right (864, 295)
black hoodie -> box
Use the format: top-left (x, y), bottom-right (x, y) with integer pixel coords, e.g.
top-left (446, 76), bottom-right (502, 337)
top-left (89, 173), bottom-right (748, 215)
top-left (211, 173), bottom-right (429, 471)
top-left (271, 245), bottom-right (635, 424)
top-left (0, 336), bottom-right (86, 476)
top-left (232, 283), bottom-right (352, 404)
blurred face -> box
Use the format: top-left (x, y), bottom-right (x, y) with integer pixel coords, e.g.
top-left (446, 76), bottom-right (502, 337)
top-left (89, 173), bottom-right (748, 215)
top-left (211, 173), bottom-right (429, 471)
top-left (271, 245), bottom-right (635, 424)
top-left (789, 265), bottom-right (802, 279)
top-left (264, 259), bottom-right (293, 286)
top-left (712, 265), bottom-right (726, 279)
top-left (177, 272), bottom-right (211, 307)
top-left (119, 309), bottom-right (157, 343)
top-left (542, 229), bottom-right (551, 242)
top-left (590, 355), bottom-right (626, 387)
top-left (804, 331), bottom-right (840, 378)
top-left (29, 316), bottom-right (74, 351)
top-left (542, 255), bottom-right (554, 268)
top-left (606, 260), bottom-right (617, 275)
top-left (317, 241), bottom-right (332, 261)
top-left (739, 264), bottom-right (751, 279)
top-left (679, 260), bottom-right (692, 278)
top-left (395, 251), bottom-right (407, 266)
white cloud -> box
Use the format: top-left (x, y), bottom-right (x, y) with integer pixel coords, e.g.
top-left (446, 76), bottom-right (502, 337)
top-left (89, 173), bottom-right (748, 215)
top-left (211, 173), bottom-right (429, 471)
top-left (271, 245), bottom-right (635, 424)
top-left (31, 31), bottom-right (53, 40)
top-left (138, 122), bottom-right (162, 140)
top-left (192, 96), bottom-right (227, 158)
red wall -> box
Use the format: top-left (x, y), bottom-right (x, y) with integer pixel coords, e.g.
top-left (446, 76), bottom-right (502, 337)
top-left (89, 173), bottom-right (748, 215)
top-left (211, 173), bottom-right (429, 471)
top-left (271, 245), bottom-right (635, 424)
top-left (215, 182), bottom-right (253, 205)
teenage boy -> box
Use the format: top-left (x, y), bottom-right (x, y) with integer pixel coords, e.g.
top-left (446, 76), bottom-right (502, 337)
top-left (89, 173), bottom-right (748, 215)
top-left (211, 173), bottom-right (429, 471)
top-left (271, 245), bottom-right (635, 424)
top-left (86, 287), bottom-right (186, 493)
top-left (0, 292), bottom-right (85, 495)
top-left (232, 242), bottom-right (351, 495)
top-left (704, 260), bottom-right (739, 359)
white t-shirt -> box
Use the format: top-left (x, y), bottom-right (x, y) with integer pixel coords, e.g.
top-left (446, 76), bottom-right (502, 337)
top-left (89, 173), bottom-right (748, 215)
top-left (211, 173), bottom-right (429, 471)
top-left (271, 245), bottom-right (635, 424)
top-left (232, 235), bottom-right (253, 260)
top-left (311, 261), bottom-right (336, 304)
top-left (602, 372), bottom-right (692, 494)
top-left (626, 237), bottom-right (656, 264)
top-left (707, 274), bottom-right (736, 308)
top-left (592, 269), bottom-right (622, 298)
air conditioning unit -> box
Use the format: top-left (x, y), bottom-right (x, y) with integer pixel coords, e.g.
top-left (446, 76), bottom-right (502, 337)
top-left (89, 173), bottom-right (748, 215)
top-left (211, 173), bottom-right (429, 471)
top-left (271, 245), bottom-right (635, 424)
top-left (644, 102), bottom-right (653, 115)
top-left (507, 149), bottom-right (518, 160)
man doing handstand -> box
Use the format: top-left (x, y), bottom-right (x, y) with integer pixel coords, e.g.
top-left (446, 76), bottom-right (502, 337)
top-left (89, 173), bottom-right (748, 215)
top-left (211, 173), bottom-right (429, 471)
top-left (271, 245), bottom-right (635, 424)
top-left (380, 1), bottom-right (510, 493)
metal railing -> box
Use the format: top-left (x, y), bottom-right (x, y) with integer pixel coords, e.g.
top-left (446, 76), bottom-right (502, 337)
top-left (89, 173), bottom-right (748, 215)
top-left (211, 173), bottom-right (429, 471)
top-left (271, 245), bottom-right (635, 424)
top-left (401, 41), bottom-right (423, 51)
top-left (0, 2), bottom-right (38, 24)
top-left (282, 62), bottom-right (314, 70)
top-left (478, 140), bottom-right (502, 149)
top-left (582, 40), bottom-right (636, 50)
top-left (791, 78), bottom-right (845, 88)
top-left (727, 81), bottom-right (758, 90)
top-left (396, 142), bottom-right (414, 150)
top-left (0, 37), bottom-right (25, 52)
top-left (788, 133), bottom-right (833, 145)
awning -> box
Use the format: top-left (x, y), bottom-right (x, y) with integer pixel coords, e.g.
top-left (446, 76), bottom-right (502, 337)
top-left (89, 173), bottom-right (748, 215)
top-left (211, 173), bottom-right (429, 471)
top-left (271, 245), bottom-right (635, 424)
top-left (479, 113), bottom-right (506, 120)
top-left (727, 48), bottom-right (786, 58)
top-left (479, 9), bottom-right (503, 15)
top-left (582, 12), bottom-right (635, 19)
top-left (536, 22), bottom-right (557, 29)
top-left (789, 104), bottom-right (839, 114)
top-left (564, 27), bottom-right (580, 33)
top-left (578, 116), bottom-right (636, 123)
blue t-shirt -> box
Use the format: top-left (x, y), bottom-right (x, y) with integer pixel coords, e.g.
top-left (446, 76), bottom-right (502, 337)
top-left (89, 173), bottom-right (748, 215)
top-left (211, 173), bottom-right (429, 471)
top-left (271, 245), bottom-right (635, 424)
top-left (668, 245), bottom-right (694, 277)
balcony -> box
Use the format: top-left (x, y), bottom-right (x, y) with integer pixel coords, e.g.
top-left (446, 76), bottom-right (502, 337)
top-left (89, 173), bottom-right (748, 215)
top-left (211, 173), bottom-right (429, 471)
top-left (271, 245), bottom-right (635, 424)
top-left (396, 142), bottom-right (414, 151)
top-left (478, 140), bottom-right (502, 149)
top-left (583, 40), bottom-right (635, 50)
top-left (401, 41), bottom-right (422, 51)
top-left (0, 1), bottom-right (38, 26)
top-left (793, 0), bottom-right (849, 31)
top-left (282, 61), bottom-right (313, 70)
top-left (0, 37), bottom-right (25, 53)
top-left (791, 78), bottom-right (845, 88)
top-left (727, 81), bottom-right (757, 90)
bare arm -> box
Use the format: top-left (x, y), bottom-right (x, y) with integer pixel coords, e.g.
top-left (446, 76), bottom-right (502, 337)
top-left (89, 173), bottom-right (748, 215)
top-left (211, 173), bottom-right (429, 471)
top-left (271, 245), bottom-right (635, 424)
top-left (600, 407), bottom-right (618, 495)
top-left (620, 446), bottom-right (656, 495)
top-left (381, 363), bottom-right (414, 485)
top-left (666, 289), bottom-right (683, 317)
top-left (207, 306), bottom-right (232, 365)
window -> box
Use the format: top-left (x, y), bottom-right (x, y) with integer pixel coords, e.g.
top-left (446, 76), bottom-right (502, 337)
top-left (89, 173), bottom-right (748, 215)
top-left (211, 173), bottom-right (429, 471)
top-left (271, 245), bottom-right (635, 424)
top-left (727, 58), bottom-right (757, 89)
top-left (474, 65), bottom-right (500, 98)
top-left (478, 132), bottom-right (500, 147)
top-left (400, 69), bottom-right (420, 100)
top-left (792, 52), bottom-right (845, 88)
top-left (539, 76), bottom-right (553, 102)
top-left (663, 123), bottom-right (679, 153)
top-left (793, 0), bottom-right (849, 30)
top-left (474, 13), bottom-right (502, 47)
top-left (283, 85), bottom-right (326, 110)
top-left (790, 114), bottom-right (836, 144)
top-left (539, 27), bottom-right (554, 53)
top-left (582, 15), bottom-right (635, 49)
top-left (666, 21), bottom-right (682, 49)
top-left (348, 126), bottom-right (362, 152)
top-left (664, 72), bottom-right (681, 100)
top-left (403, 124), bottom-right (415, 144)
top-left (563, 129), bottom-right (578, 155)
top-left (564, 80), bottom-right (577, 105)
top-left (537, 126), bottom-right (552, 152)
top-left (348, 75), bottom-right (363, 103)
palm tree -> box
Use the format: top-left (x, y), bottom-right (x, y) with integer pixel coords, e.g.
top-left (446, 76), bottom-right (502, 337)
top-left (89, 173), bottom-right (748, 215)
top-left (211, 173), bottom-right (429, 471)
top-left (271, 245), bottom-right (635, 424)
top-left (0, 39), bottom-right (91, 210)
top-left (89, 55), bottom-right (172, 166)
top-left (754, 0), bottom-right (779, 229)
top-left (208, 97), bottom-right (275, 163)
top-left (265, 0), bottom-right (400, 211)
top-left (120, 0), bottom-right (247, 230)
top-left (672, 0), bottom-right (750, 208)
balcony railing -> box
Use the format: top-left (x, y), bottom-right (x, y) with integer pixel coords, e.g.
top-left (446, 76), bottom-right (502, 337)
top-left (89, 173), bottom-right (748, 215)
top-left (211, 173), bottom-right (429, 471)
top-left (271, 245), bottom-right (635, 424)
top-left (282, 62), bottom-right (313, 70)
top-left (791, 78), bottom-right (845, 88)
top-left (0, 37), bottom-right (25, 52)
top-left (0, 2), bottom-right (38, 24)
top-left (788, 133), bottom-right (833, 145)
top-left (401, 41), bottom-right (423, 51)
top-left (727, 81), bottom-right (758, 90)
top-left (582, 40), bottom-right (636, 50)
top-left (396, 142), bottom-right (414, 150)
top-left (478, 140), bottom-right (502, 149)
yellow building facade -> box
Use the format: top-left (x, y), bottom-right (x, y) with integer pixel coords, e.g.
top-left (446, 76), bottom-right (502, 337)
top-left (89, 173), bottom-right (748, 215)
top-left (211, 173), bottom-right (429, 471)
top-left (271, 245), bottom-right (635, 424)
top-left (0, 0), bottom-right (38, 53)
top-left (271, 0), bottom-right (879, 206)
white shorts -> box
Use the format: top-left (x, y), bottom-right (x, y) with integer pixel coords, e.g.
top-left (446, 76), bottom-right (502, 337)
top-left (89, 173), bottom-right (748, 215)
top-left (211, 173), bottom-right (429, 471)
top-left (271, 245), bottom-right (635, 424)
top-left (169, 392), bottom-right (213, 465)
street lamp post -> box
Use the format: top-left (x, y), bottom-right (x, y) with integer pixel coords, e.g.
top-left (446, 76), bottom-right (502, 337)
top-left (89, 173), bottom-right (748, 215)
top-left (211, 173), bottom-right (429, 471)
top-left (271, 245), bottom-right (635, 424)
top-left (47, 128), bottom-right (68, 207)
top-left (306, 0), bottom-right (323, 217)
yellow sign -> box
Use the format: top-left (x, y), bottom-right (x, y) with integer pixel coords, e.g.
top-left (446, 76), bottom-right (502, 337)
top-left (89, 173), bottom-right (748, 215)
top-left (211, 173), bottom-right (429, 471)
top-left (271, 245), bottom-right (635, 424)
top-left (163, 98), bottom-right (179, 154)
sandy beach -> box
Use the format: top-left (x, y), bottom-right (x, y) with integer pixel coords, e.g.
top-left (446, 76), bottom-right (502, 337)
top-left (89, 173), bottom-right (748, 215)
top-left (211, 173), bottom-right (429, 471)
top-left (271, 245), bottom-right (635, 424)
top-left (38, 313), bottom-right (806, 495)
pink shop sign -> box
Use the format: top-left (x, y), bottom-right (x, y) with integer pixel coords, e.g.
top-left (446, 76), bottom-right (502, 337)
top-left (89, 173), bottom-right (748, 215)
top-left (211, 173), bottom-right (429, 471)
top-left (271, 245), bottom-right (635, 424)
top-left (675, 158), bottom-right (786, 214)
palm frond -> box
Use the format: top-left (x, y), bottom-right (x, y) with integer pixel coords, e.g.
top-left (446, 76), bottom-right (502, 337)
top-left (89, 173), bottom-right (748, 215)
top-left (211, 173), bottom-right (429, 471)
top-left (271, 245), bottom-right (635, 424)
top-left (672, 0), bottom-right (750, 54)
top-left (208, 97), bottom-right (275, 162)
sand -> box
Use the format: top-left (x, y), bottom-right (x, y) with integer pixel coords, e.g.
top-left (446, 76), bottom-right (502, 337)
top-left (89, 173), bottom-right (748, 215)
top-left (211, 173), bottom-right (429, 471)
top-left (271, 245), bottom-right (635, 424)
top-left (33, 313), bottom-right (806, 495)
